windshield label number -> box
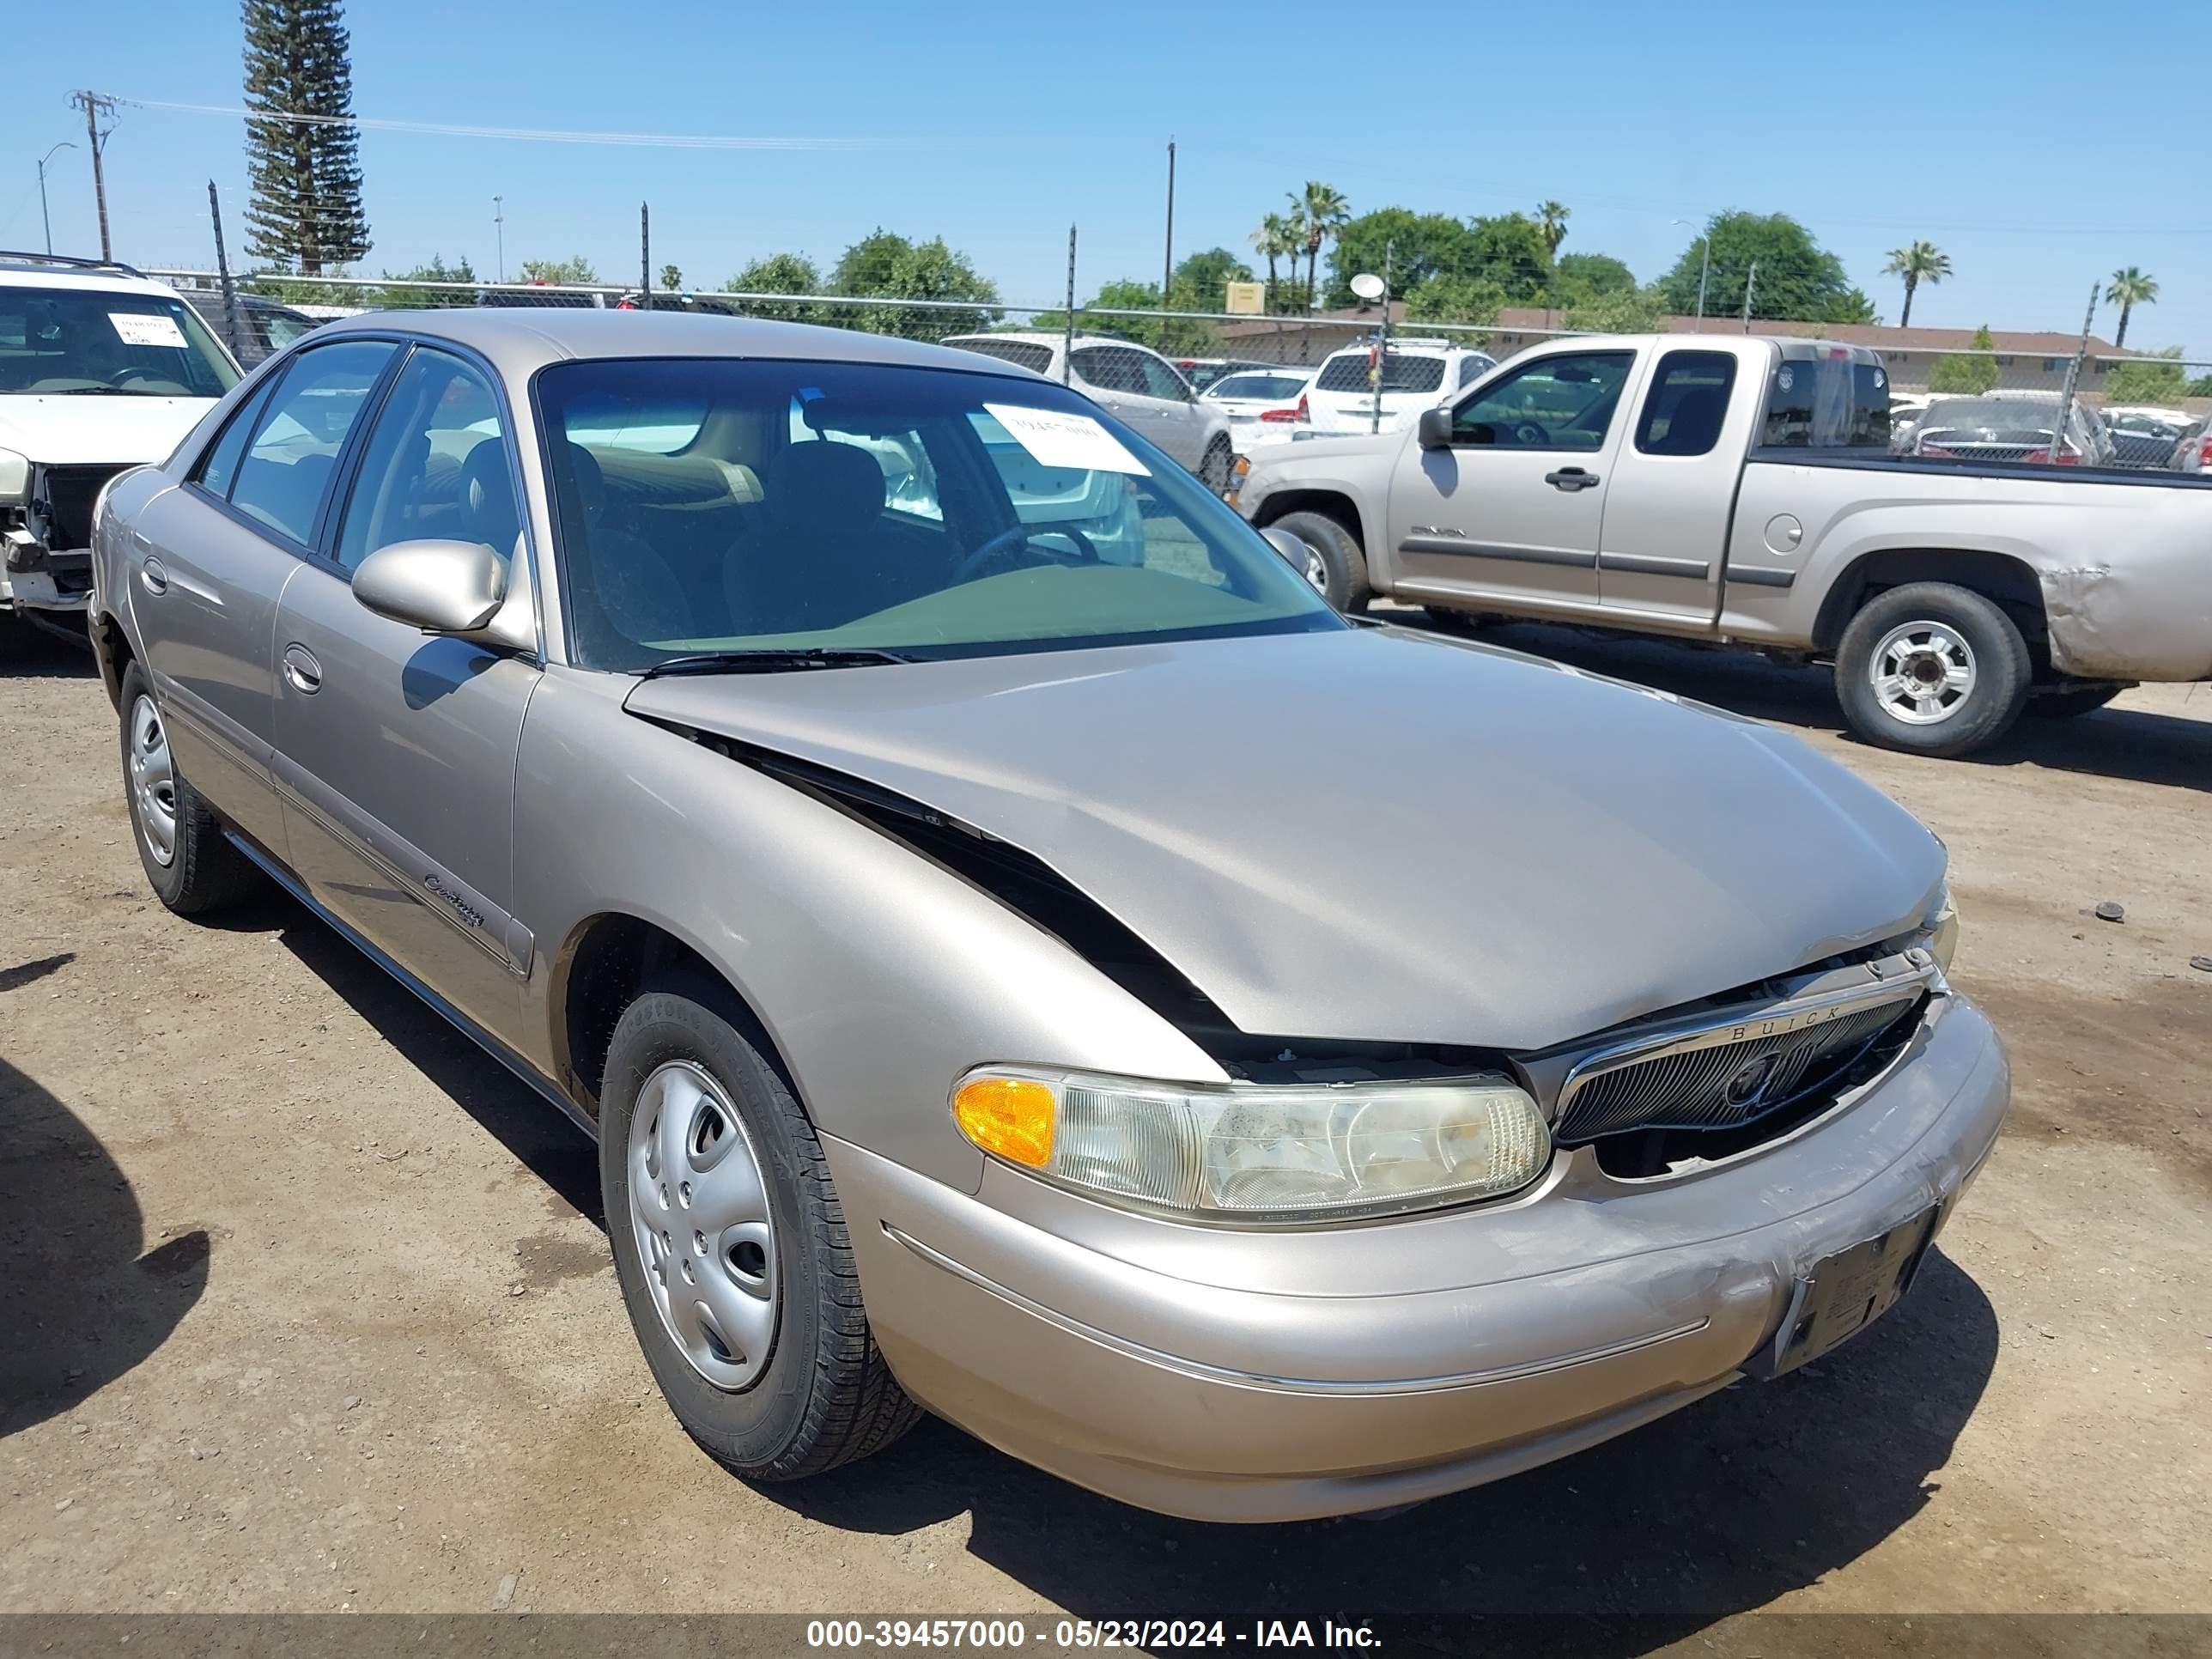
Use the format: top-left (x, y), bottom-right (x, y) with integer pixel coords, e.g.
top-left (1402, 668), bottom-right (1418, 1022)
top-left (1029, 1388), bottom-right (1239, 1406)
top-left (983, 404), bottom-right (1150, 477)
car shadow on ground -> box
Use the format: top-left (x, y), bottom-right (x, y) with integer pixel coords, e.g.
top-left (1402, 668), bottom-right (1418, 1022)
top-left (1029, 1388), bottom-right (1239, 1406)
top-left (762, 1249), bottom-right (1997, 1644)
top-left (0, 1054), bottom-right (210, 1437)
top-left (1425, 617), bottom-right (2211, 795)
top-left (0, 621), bottom-right (98, 679)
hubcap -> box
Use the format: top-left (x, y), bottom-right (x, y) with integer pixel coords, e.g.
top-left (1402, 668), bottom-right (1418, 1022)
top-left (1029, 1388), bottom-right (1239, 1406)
top-left (1303, 546), bottom-right (1329, 595)
top-left (1869, 621), bottom-right (1977, 726)
top-left (127, 695), bottom-right (178, 867)
top-left (627, 1060), bottom-right (779, 1391)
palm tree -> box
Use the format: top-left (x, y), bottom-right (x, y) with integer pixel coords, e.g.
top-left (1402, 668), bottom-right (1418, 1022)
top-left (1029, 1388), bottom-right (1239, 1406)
top-left (1881, 241), bottom-right (1951, 328)
top-left (1249, 211), bottom-right (1292, 295)
top-left (1291, 181), bottom-right (1349, 311)
top-left (1276, 202), bottom-right (1309, 312)
top-left (1535, 200), bottom-right (1570, 257)
top-left (2105, 266), bottom-right (2158, 348)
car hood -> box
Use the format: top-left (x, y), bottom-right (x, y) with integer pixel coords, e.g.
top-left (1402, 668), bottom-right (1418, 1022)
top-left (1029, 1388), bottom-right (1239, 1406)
top-left (626, 628), bottom-right (1945, 1051)
top-left (0, 396), bottom-right (216, 466)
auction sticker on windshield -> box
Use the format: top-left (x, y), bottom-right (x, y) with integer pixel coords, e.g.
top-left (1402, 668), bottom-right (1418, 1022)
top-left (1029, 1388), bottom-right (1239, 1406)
top-left (109, 313), bottom-right (189, 349)
top-left (983, 404), bottom-right (1150, 476)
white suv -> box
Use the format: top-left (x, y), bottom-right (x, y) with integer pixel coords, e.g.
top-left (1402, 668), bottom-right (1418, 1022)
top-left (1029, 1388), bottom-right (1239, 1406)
top-left (1305, 337), bottom-right (1497, 435)
top-left (1, 253), bottom-right (240, 641)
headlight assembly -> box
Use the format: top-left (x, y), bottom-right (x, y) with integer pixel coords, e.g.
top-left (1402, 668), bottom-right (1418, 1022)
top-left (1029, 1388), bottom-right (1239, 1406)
top-left (953, 1066), bottom-right (1551, 1224)
top-left (1927, 882), bottom-right (1960, 977)
top-left (0, 448), bottom-right (28, 505)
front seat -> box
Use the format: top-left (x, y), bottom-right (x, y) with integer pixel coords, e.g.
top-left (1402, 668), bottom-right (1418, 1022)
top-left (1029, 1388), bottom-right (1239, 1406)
top-left (1648, 386), bottom-right (1728, 456)
top-left (725, 440), bottom-right (891, 633)
top-left (555, 443), bottom-right (691, 654)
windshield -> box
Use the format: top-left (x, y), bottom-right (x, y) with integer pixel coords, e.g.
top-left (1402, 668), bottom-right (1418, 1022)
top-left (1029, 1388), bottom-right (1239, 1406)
top-left (1316, 351), bottom-right (1447, 394)
top-left (538, 357), bottom-right (1344, 671)
top-left (0, 287), bottom-right (239, 397)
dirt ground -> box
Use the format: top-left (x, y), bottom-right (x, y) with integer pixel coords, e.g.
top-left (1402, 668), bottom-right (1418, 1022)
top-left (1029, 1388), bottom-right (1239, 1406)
top-left (3, 616), bottom-right (2209, 1640)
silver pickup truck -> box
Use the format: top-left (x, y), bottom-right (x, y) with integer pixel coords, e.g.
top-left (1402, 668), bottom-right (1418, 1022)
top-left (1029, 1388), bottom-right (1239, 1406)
top-left (1231, 334), bottom-right (2212, 755)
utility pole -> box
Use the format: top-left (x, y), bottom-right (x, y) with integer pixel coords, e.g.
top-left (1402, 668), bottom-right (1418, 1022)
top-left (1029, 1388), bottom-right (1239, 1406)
top-left (38, 143), bottom-right (76, 256)
top-left (1694, 238), bottom-right (1711, 329)
top-left (639, 202), bottom-right (651, 311)
top-left (1062, 224), bottom-right (1077, 385)
top-left (1161, 139), bottom-right (1176, 307)
top-left (69, 91), bottom-right (118, 261)
top-left (493, 195), bottom-right (504, 283)
top-left (209, 181), bottom-right (246, 362)
top-left (2051, 282), bottom-right (2099, 465)
top-left (1741, 262), bottom-right (1758, 332)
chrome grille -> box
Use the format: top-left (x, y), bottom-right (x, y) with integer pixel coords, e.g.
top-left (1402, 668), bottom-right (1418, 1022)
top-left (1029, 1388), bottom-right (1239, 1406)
top-left (1551, 967), bottom-right (1933, 1147)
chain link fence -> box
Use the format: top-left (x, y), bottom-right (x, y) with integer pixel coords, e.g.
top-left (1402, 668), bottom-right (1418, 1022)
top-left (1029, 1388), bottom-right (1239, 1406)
top-left (147, 265), bottom-right (2211, 476)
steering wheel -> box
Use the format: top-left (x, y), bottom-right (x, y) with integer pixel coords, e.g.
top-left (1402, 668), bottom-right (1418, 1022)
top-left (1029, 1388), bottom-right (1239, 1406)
top-left (951, 523), bottom-right (1101, 586)
top-left (109, 366), bottom-right (169, 388)
top-left (1510, 420), bottom-right (1552, 447)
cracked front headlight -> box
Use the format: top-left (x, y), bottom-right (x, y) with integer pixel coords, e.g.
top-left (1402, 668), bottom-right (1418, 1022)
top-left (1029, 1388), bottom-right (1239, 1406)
top-left (953, 1066), bottom-right (1550, 1223)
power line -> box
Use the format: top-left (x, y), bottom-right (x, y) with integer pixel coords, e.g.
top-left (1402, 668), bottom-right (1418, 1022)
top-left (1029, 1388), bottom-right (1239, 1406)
top-left (120, 97), bottom-right (874, 151)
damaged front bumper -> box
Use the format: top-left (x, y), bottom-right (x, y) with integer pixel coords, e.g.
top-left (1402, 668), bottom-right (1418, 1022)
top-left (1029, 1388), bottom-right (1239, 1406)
top-left (3, 527), bottom-right (94, 617)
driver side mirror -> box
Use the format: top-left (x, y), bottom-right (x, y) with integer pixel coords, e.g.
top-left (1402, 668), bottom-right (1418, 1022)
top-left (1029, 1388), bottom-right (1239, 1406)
top-left (1417, 407), bottom-right (1456, 450)
top-left (353, 538), bottom-right (508, 635)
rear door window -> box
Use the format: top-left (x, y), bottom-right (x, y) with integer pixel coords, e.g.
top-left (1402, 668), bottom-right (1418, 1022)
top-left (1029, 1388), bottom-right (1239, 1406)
top-left (1634, 350), bottom-right (1739, 457)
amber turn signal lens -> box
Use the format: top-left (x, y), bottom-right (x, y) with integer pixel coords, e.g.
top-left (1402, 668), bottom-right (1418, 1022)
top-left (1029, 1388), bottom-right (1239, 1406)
top-left (953, 1076), bottom-right (1055, 1169)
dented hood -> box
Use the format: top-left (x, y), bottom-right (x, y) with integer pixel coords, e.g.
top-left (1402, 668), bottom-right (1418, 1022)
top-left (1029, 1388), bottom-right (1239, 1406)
top-left (626, 628), bottom-right (1945, 1051)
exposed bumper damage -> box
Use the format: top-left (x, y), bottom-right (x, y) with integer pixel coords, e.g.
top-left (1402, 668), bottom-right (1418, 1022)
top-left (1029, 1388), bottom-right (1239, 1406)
top-left (2042, 557), bottom-right (2212, 683)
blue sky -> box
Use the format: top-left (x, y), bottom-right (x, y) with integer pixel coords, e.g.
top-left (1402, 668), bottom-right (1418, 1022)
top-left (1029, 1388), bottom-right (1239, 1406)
top-left (6, 0), bottom-right (2207, 356)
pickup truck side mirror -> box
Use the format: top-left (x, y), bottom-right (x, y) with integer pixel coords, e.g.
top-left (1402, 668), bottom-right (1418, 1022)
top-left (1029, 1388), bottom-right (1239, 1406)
top-left (1416, 407), bottom-right (1455, 450)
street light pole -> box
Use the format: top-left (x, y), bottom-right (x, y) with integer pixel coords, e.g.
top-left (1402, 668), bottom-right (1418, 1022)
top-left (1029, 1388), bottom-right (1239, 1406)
top-left (37, 143), bottom-right (76, 255)
top-left (1672, 217), bottom-right (1711, 330)
top-left (493, 195), bottom-right (504, 284)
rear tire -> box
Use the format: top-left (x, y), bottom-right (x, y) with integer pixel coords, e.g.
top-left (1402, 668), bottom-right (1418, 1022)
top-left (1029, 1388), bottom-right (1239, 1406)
top-left (599, 976), bottom-right (921, 1481)
top-left (117, 660), bottom-right (258, 915)
top-left (1271, 508), bottom-right (1370, 612)
top-left (2028, 684), bottom-right (2125, 719)
top-left (1834, 583), bottom-right (2032, 757)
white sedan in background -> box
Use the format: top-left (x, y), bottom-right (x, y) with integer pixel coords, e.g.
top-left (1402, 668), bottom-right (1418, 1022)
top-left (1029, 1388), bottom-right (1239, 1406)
top-left (1202, 367), bottom-right (1316, 451)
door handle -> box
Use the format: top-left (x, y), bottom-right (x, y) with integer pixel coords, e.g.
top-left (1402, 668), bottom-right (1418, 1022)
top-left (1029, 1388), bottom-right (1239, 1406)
top-left (282, 643), bottom-right (323, 696)
top-left (1544, 468), bottom-right (1601, 492)
top-left (138, 556), bottom-right (169, 595)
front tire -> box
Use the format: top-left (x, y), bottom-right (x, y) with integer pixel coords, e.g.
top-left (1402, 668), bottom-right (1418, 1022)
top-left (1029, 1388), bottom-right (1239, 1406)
top-left (1834, 583), bottom-right (2032, 757)
top-left (1199, 435), bottom-right (1233, 495)
top-left (117, 660), bottom-right (258, 915)
top-left (1270, 508), bottom-right (1370, 612)
top-left (599, 977), bottom-right (920, 1481)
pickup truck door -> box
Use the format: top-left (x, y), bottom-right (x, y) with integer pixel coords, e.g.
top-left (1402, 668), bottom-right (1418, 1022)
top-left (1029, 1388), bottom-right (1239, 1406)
top-left (1595, 343), bottom-right (1760, 628)
top-left (1383, 348), bottom-right (1638, 616)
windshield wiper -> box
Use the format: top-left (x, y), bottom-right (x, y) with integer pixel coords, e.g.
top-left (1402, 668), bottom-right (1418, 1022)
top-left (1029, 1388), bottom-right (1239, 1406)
top-left (637, 647), bottom-right (923, 679)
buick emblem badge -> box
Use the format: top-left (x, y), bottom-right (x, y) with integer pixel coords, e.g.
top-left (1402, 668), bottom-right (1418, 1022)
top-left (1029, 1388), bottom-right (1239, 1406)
top-left (1723, 1052), bottom-right (1783, 1110)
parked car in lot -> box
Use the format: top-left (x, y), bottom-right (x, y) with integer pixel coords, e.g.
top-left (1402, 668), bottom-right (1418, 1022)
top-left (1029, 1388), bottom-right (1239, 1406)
top-left (1174, 356), bottom-right (1282, 395)
top-left (1234, 335), bottom-right (2212, 757)
top-left (1305, 337), bottom-right (1497, 435)
top-left (1202, 367), bottom-right (1316, 451)
top-left (2101, 405), bottom-right (2196, 469)
top-left (0, 252), bottom-right (240, 642)
top-left (92, 308), bottom-right (2007, 1522)
top-left (1910, 392), bottom-right (2117, 466)
top-left (174, 284), bottom-right (323, 367)
top-left (944, 331), bottom-right (1234, 489)
top-left (2169, 417), bottom-right (2210, 475)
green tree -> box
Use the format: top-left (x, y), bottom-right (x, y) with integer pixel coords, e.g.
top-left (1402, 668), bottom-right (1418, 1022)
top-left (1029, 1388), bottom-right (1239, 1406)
top-left (1563, 285), bottom-right (1667, 334)
top-left (1249, 212), bottom-right (1297, 303)
top-left (1554, 252), bottom-right (1638, 302)
top-left (380, 253), bottom-right (477, 308)
top-left (1657, 212), bottom-right (1856, 322)
top-left (1464, 213), bottom-right (1554, 303)
top-left (1928, 325), bottom-right (2001, 394)
top-left (1881, 241), bottom-right (1950, 328)
top-left (2104, 348), bottom-right (2187, 405)
top-left (829, 229), bottom-right (999, 341)
top-left (242, 0), bottom-right (370, 274)
top-left (1402, 272), bottom-right (1506, 326)
top-left (1171, 247), bottom-right (1254, 311)
top-left (520, 255), bottom-right (597, 286)
top-left (659, 264), bottom-right (683, 292)
top-left (2188, 373), bottom-right (2212, 398)
top-left (2104, 267), bottom-right (2158, 349)
top-left (1326, 209), bottom-right (1475, 306)
top-left (721, 251), bottom-right (823, 322)
top-left (1291, 181), bottom-right (1351, 312)
top-left (1534, 200), bottom-right (1570, 256)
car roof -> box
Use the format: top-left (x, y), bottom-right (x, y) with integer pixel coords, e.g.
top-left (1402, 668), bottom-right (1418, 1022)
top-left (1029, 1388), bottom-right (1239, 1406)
top-left (945, 330), bottom-right (1169, 354)
top-left (0, 253), bottom-right (180, 299)
top-left (313, 307), bottom-right (1049, 384)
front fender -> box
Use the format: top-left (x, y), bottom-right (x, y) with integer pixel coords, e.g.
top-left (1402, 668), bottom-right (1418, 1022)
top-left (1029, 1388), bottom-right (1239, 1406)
top-left (511, 669), bottom-right (1225, 1195)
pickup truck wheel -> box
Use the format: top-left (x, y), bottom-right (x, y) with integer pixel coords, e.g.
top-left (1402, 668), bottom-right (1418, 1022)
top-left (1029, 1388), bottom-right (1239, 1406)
top-left (117, 661), bottom-right (258, 915)
top-left (2028, 684), bottom-right (2125, 719)
top-left (1271, 509), bottom-right (1370, 612)
top-left (1835, 584), bottom-right (2031, 757)
top-left (600, 977), bottom-right (921, 1481)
